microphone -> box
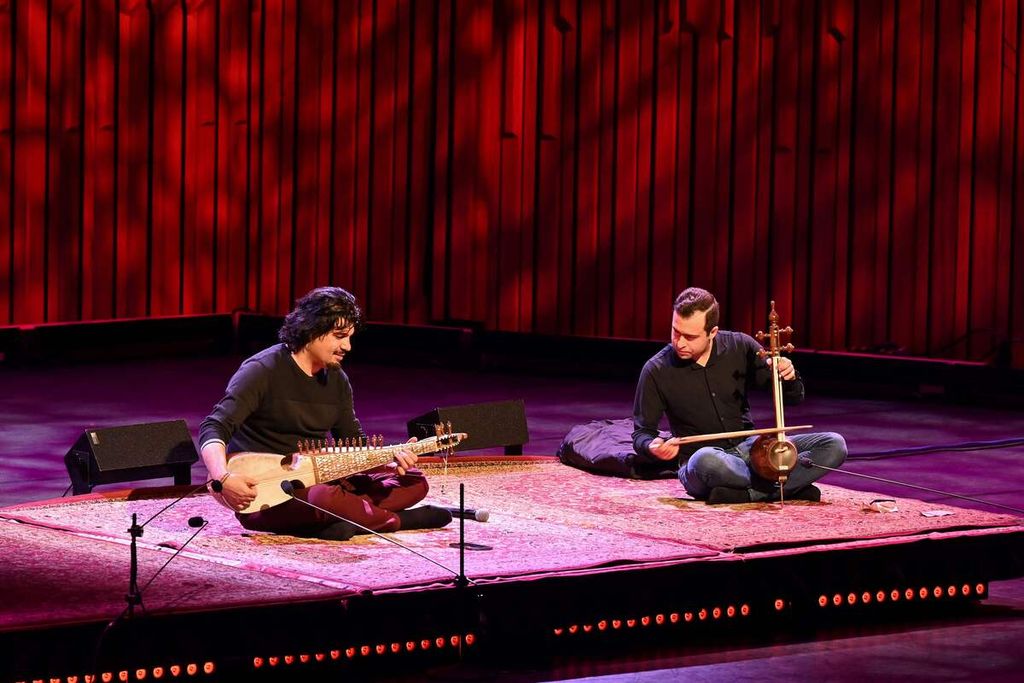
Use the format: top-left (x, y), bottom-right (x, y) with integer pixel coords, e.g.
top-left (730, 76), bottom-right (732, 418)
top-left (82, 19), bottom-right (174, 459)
top-left (441, 506), bottom-right (489, 522)
top-left (796, 457), bottom-right (1024, 515)
top-left (278, 481), bottom-right (474, 585)
top-left (139, 477), bottom-right (221, 530)
top-left (187, 516), bottom-right (207, 528)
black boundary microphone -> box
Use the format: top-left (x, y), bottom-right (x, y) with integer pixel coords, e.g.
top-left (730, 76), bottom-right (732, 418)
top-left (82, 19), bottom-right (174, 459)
top-left (139, 478), bottom-right (221, 530)
top-left (797, 456), bottom-right (1024, 515)
top-left (440, 506), bottom-right (490, 522)
top-left (279, 481), bottom-right (475, 585)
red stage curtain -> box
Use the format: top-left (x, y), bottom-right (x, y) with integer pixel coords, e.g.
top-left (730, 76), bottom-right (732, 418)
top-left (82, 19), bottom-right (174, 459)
top-left (0, 0), bottom-right (1021, 366)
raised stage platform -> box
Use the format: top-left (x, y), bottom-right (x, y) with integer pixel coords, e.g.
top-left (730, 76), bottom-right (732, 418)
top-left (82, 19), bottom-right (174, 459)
top-left (2, 456), bottom-right (1022, 682)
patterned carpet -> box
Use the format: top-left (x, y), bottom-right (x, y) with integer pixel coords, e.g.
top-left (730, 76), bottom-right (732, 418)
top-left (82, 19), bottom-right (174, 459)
top-left (1, 457), bottom-right (1018, 629)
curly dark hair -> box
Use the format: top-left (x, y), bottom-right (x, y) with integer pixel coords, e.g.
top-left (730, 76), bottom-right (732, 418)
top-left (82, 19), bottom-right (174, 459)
top-left (673, 287), bottom-right (719, 333)
top-left (278, 287), bottom-right (364, 352)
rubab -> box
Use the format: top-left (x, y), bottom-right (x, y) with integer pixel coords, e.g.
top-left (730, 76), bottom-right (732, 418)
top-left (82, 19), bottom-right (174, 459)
top-left (224, 425), bottom-right (465, 514)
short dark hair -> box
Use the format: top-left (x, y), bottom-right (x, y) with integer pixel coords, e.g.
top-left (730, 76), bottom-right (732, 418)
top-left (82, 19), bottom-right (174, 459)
top-left (278, 287), bottom-right (363, 352)
top-left (673, 287), bottom-right (719, 333)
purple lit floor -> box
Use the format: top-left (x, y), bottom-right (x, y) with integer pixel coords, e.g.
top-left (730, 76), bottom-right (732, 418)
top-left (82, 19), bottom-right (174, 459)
top-left (2, 354), bottom-right (1023, 682)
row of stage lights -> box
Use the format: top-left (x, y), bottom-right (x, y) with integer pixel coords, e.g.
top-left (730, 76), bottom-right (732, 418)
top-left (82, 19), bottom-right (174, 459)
top-left (250, 632), bottom-right (475, 670)
top-left (553, 603), bottom-right (753, 637)
top-left (552, 582), bottom-right (988, 639)
top-left (15, 633), bottom-right (476, 683)
top-left (14, 586), bottom-right (987, 683)
top-left (17, 663), bottom-right (215, 683)
top-left (817, 582), bottom-right (987, 608)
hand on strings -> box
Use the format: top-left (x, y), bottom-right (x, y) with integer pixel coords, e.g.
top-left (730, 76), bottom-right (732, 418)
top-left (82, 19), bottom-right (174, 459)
top-left (648, 437), bottom-right (681, 461)
top-left (766, 356), bottom-right (797, 381)
top-left (217, 473), bottom-right (258, 512)
top-left (393, 436), bottom-right (419, 475)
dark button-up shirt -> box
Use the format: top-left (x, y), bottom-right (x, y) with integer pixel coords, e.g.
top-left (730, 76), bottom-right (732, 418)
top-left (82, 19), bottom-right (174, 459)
top-left (632, 330), bottom-right (804, 465)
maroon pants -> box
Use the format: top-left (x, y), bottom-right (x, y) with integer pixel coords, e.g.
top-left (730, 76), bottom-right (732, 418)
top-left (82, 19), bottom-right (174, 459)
top-left (238, 468), bottom-right (428, 536)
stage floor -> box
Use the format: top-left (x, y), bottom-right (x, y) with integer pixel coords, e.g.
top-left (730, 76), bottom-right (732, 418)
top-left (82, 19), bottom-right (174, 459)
top-left (2, 456), bottom-right (1022, 681)
top-left (2, 355), bottom-right (1024, 681)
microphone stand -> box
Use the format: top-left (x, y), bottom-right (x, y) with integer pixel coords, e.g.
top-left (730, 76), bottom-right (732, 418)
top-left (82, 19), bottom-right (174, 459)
top-left (126, 512), bottom-right (143, 618)
top-left (279, 481), bottom-right (476, 586)
top-left (456, 484), bottom-right (467, 588)
top-left (799, 457), bottom-right (1024, 515)
top-left (281, 481), bottom-right (487, 660)
top-left (96, 479), bottom-right (220, 671)
top-left (122, 479), bottom-right (222, 618)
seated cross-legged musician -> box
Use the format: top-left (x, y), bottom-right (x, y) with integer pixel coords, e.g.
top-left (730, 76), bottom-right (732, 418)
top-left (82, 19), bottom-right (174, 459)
top-left (631, 287), bottom-right (848, 505)
top-left (199, 286), bottom-right (452, 539)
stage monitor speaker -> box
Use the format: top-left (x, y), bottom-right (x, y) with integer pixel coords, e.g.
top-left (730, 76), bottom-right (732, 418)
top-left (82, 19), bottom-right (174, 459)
top-left (407, 399), bottom-right (529, 455)
top-left (64, 419), bottom-right (199, 494)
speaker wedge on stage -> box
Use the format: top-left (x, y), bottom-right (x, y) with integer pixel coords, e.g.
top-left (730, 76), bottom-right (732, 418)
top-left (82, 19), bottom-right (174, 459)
top-left (64, 419), bottom-right (199, 494)
top-left (407, 399), bottom-right (529, 455)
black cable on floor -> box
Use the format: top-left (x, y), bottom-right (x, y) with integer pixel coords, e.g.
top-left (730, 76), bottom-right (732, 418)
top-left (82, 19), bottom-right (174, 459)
top-left (848, 436), bottom-right (1024, 461)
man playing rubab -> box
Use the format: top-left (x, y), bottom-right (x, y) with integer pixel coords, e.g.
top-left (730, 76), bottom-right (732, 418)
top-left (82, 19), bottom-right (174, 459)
top-left (632, 287), bottom-right (847, 504)
top-left (199, 286), bottom-right (452, 539)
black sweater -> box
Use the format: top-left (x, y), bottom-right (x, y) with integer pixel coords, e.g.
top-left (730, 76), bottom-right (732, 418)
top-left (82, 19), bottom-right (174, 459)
top-left (199, 344), bottom-right (365, 455)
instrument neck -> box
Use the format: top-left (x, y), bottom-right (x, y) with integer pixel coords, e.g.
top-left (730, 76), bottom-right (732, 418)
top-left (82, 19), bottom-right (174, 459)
top-left (309, 436), bottom-right (446, 484)
top-left (769, 355), bottom-right (788, 441)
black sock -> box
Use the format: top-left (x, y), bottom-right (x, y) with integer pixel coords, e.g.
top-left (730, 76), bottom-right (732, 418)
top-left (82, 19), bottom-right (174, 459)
top-left (396, 505), bottom-right (453, 531)
top-left (788, 484), bottom-right (822, 502)
top-left (706, 487), bottom-right (752, 505)
top-left (318, 520), bottom-right (358, 541)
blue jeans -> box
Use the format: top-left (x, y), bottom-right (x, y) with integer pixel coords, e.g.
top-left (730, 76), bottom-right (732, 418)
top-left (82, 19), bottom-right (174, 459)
top-left (679, 432), bottom-right (848, 501)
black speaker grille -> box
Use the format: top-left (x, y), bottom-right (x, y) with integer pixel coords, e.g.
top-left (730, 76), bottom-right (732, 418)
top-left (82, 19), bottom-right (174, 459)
top-left (81, 420), bottom-right (198, 472)
top-left (407, 399), bottom-right (528, 452)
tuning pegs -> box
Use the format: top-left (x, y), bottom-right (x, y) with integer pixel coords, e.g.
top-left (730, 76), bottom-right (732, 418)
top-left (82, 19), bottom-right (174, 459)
top-left (782, 343), bottom-right (794, 353)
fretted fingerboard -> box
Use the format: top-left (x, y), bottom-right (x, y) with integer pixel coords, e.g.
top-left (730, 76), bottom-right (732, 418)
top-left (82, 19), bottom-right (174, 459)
top-left (309, 436), bottom-right (457, 483)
